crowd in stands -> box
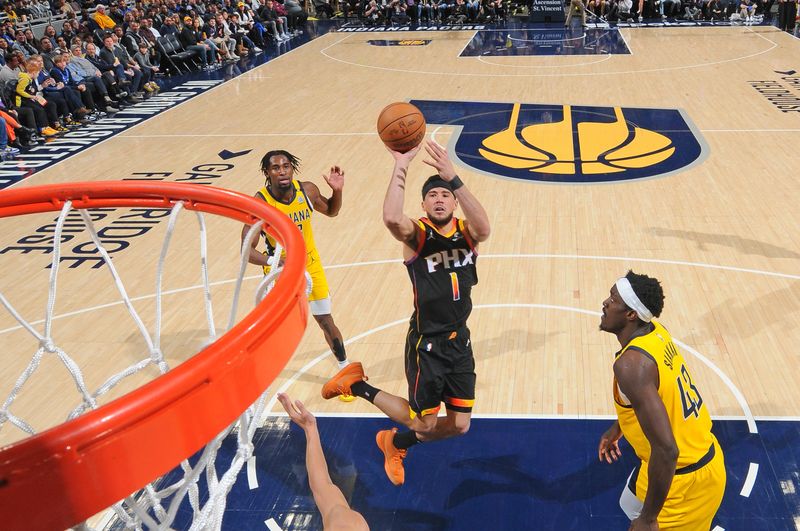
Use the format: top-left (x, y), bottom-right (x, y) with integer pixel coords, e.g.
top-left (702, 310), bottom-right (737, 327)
top-left (0, 0), bottom-right (312, 160)
top-left (350, 0), bottom-right (505, 25)
top-left (567, 0), bottom-right (788, 23)
top-left (339, 0), bottom-right (794, 26)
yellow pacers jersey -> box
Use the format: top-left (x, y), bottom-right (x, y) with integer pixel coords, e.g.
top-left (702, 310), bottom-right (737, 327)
top-left (613, 320), bottom-right (714, 468)
top-left (256, 181), bottom-right (320, 273)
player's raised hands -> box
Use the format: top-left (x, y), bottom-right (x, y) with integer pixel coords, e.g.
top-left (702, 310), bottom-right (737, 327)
top-left (277, 392), bottom-right (317, 431)
top-left (323, 166), bottom-right (345, 192)
top-left (422, 140), bottom-right (457, 181)
top-left (386, 143), bottom-right (422, 166)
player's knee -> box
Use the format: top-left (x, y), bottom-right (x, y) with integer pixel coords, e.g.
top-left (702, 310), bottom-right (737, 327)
top-left (451, 415), bottom-right (471, 436)
top-left (313, 313), bottom-right (334, 329)
top-left (412, 415), bottom-right (438, 436)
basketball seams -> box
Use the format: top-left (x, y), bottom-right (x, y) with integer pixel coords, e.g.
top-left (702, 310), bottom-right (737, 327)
top-left (378, 112), bottom-right (423, 135)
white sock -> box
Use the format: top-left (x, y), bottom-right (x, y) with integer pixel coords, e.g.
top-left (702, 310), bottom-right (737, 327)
top-left (337, 359), bottom-right (351, 369)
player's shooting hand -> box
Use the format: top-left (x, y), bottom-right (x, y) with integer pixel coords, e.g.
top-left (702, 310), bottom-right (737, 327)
top-left (386, 143), bottom-right (422, 166)
top-left (422, 140), bottom-right (457, 181)
top-left (277, 393), bottom-right (317, 431)
top-left (323, 165), bottom-right (345, 192)
top-left (598, 421), bottom-right (623, 463)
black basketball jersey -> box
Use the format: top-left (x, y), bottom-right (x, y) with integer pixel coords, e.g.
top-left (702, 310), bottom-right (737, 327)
top-left (405, 217), bottom-right (478, 335)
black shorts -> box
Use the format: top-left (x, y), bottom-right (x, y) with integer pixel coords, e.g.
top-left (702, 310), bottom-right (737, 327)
top-left (404, 324), bottom-right (476, 417)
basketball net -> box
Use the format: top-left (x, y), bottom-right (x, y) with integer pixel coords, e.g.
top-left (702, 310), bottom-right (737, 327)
top-left (0, 198), bottom-right (305, 530)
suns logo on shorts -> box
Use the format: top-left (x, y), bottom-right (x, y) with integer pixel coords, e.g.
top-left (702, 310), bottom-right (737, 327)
top-left (410, 100), bottom-right (706, 184)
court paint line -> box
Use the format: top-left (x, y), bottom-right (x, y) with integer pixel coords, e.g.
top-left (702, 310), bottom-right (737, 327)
top-left (507, 34), bottom-right (590, 43)
top-left (476, 54), bottom-right (612, 68)
top-left (117, 128), bottom-right (800, 139)
top-left (265, 518), bottom-right (284, 531)
top-left (266, 411), bottom-right (792, 421)
top-left (319, 27), bottom-right (777, 77)
top-left (456, 30), bottom-right (479, 58)
top-left (3, 253), bottom-right (798, 336)
top-left (120, 132), bottom-right (380, 138)
top-left (618, 27), bottom-right (633, 55)
top-left (700, 129), bottom-right (800, 133)
top-left (740, 463), bottom-right (759, 497)
top-left (247, 457), bottom-right (259, 489)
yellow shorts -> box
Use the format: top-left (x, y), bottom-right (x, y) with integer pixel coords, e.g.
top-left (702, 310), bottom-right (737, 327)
top-left (306, 260), bottom-right (329, 302)
top-left (629, 438), bottom-right (726, 530)
top-left (262, 252), bottom-right (330, 309)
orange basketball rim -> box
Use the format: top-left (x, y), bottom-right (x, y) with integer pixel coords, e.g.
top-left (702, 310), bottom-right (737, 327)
top-left (0, 182), bottom-right (308, 530)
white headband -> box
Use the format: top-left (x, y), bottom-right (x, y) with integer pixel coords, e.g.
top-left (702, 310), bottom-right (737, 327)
top-left (615, 277), bottom-right (653, 323)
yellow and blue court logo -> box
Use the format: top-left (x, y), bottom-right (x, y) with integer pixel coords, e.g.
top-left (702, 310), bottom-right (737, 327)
top-left (411, 100), bottom-right (706, 183)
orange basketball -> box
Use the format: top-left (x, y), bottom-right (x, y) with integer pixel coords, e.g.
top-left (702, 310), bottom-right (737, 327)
top-left (377, 102), bottom-right (426, 153)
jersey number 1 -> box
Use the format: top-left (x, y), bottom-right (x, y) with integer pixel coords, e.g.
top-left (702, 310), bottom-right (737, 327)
top-left (677, 364), bottom-right (704, 419)
top-left (449, 272), bottom-right (460, 301)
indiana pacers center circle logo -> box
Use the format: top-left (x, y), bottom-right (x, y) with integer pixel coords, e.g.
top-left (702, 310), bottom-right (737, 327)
top-left (410, 100), bottom-right (706, 184)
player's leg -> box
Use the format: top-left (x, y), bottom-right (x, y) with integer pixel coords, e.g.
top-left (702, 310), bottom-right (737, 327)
top-left (324, 328), bottom-right (444, 432)
top-left (307, 264), bottom-right (348, 368)
top-left (415, 409), bottom-right (471, 441)
top-left (312, 313), bottom-right (348, 367)
top-left (417, 326), bottom-right (475, 441)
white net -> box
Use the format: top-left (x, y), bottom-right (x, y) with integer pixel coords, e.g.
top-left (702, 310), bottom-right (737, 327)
top-left (0, 199), bottom-right (301, 530)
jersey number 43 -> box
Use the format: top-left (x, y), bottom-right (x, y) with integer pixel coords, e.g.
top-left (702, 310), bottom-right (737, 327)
top-left (677, 364), bottom-right (704, 419)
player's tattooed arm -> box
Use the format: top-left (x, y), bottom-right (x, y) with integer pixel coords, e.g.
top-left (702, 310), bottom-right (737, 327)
top-left (383, 145), bottom-right (422, 246)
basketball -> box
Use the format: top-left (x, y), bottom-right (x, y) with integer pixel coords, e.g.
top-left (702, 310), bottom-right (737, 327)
top-left (377, 102), bottom-right (426, 153)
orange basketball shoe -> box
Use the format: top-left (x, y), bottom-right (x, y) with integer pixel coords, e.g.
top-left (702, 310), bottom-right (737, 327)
top-left (321, 362), bottom-right (366, 399)
top-left (376, 428), bottom-right (406, 486)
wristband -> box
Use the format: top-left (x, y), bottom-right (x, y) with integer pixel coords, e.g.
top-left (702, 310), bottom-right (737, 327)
top-left (450, 175), bottom-right (464, 191)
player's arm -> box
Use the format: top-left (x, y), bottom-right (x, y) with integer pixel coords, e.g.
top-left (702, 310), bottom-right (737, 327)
top-left (277, 394), bottom-right (369, 530)
top-left (383, 144), bottom-right (423, 246)
top-left (422, 140), bottom-right (490, 243)
top-left (615, 349), bottom-right (679, 528)
top-left (240, 193), bottom-right (270, 267)
top-left (306, 166), bottom-right (344, 217)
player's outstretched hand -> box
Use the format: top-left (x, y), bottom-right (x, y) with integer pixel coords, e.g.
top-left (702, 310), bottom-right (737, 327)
top-left (323, 166), bottom-right (345, 192)
top-left (277, 392), bottom-right (317, 431)
top-left (386, 143), bottom-right (422, 166)
top-left (598, 422), bottom-right (623, 463)
top-left (422, 140), bottom-right (457, 181)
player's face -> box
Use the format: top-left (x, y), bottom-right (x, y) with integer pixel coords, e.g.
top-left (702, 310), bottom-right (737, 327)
top-left (265, 155), bottom-right (294, 191)
top-left (599, 285), bottom-right (634, 333)
top-left (422, 188), bottom-right (456, 226)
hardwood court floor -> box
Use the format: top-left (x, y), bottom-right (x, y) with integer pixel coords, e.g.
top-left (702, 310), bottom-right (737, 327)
top-left (1, 21), bottom-right (799, 529)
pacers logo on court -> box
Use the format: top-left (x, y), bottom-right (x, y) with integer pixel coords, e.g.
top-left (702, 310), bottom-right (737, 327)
top-left (410, 100), bottom-right (706, 184)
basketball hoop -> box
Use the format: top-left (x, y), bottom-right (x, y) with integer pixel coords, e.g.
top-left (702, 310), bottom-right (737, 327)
top-left (0, 182), bottom-right (308, 531)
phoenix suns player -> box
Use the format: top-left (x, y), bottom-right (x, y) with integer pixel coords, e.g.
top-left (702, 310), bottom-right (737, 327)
top-left (321, 140), bottom-right (491, 486)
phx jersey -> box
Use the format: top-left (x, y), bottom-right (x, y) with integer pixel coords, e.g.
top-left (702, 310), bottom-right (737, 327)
top-left (405, 217), bottom-right (478, 335)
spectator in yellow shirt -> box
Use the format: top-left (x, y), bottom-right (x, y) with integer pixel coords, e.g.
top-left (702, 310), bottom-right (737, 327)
top-left (93, 5), bottom-right (117, 31)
